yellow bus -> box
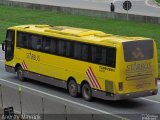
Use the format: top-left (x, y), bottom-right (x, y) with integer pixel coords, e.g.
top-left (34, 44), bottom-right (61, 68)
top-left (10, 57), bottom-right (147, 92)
top-left (2, 25), bottom-right (158, 101)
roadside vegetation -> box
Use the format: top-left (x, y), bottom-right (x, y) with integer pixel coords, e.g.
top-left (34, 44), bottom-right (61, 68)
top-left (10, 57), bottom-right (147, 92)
top-left (0, 5), bottom-right (160, 76)
top-left (155, 0), bottom-right (160, 3)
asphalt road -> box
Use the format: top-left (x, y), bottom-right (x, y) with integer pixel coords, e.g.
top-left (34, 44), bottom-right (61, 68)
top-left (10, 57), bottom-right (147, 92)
top-left (8, 0), bottom-right (160, 17)
top-left (0, 47), bottom-right (160, 120)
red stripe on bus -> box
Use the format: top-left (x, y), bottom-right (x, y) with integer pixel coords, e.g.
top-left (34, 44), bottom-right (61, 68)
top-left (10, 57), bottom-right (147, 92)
top-left (86, 72), bottom-right (95, 88)
top-left (22, 62), bottom-right (26, 70)
top-left (23, 60), bottom-right (28, 69)
top-left (89, 67), bottom-right (101, 89)
top-left (87, 68), bottom-right (99, 89)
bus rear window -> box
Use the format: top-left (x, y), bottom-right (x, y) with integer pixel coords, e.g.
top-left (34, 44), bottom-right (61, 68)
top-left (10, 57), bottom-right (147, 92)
top-left (123, 40), bottom-right (153, 62)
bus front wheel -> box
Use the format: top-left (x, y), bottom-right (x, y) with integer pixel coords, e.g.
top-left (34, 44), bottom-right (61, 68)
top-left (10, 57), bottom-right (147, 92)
top-left (16, 66), bottom-right (25, 81)
top-left (68, 80), bottom-right (78, 97)
top-left (82, 83), bottom-right (92, 101)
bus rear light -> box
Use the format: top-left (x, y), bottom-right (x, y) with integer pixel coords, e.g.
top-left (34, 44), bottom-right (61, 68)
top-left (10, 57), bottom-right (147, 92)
top-left (119, 82), bottom-right (123, 91)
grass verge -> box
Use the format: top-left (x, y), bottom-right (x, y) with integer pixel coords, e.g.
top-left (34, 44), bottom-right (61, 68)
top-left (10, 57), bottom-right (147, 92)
top-left (0, 4), bottom-right (160, 76)
top-left (155, 0), bottom-right (160, 3)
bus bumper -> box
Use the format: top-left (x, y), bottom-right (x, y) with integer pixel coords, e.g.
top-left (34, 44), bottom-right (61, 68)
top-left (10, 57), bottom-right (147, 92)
top-left (5, 65), bottom-right (15, 73)
top-left (92, 89), bottom-right (158, 100)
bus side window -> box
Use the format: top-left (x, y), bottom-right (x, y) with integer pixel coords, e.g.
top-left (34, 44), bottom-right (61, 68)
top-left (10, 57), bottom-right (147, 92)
top-left (42, 37), bottom-right (51, 53)
top-left (58, 40), bottom-right (72, 57)
top-left (31, 35), bottom-right (43, 51)
top-left (81, 44), bottom-right (89, 61)
top-left (58, 40), bottom-right (65, 55)
top-left (73, 42), bottom-right (89, 61)
top-left (65, 41), bottom-right (72, 57)
top-left (73, 42), bottom-right (82, 59)
top-left (50, 38), bottom-right (57, 54)
top-left (91, 46), bottom-right (106, 65)
top-left (17, 32), bottom-right (28, 48)
top-left (106, 47), bottom-right (116, 67)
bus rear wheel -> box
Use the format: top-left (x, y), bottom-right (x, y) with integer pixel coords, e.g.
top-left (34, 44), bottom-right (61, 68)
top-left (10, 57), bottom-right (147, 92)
top-left (68, 80), bottom-right (78, 97)
top-left (82, 83), bottom-right (92, 101)
top-left (16, 66), bottom-right (25, 81)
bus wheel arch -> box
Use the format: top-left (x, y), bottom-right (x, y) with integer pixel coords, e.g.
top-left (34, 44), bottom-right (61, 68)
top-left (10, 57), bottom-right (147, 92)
top-left (15, 64), bottom-right (25, 81)
top-left (67, 77), bottom-right (78, 97)
top-left (81, 80), bottom-right (92, 101)
top-left (15, 63), bottom-right (21, 72)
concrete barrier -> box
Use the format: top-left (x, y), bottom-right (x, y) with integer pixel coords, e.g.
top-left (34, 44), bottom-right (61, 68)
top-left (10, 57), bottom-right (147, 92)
top-left (66, 106), bottom-right (93, 120)
top-left (1, 86), bottom-right (20, 112)
top-left (43, 98), bottom-right (66, 120)
top-left (93, 114), bottom-right (123, 120)
top-left (21, 92), bottom-right (42, 114)
top-left (0, 0), bottom-right (160, 24)
top-left (0, 84), bottom-right (125, 120)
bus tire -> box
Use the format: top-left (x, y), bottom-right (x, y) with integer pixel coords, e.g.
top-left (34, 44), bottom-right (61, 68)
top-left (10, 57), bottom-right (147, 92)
top-left (82, 83), bottom-right (92, 101)
top-left (68, 80), bottom-right (78, 97)
top-left (16, 66), bottom-right (25, 81)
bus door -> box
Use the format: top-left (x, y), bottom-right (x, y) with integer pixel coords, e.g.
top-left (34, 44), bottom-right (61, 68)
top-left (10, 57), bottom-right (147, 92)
top-left (4, 30), bottom-right (15, 61)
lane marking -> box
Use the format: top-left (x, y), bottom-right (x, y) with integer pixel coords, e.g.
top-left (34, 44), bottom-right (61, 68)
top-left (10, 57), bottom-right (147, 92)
top-left (140, 81), bottom-right (160, 104)
top-left (140, 98), bottom-right (160, 104)
top-left (0, 78), bottom-right (126, 120)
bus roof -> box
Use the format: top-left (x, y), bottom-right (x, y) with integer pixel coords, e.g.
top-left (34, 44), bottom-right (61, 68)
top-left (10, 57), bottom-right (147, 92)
top-left (9, 25), bottom-right (151, 46)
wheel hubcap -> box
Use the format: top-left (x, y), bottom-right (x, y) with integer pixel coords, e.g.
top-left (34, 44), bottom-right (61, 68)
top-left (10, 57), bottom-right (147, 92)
top-left (18, 70), bottom-right (23, 80)
top-left (84, 86), bottom-right (90, 98)
top-left (70, 84), bottom-right (76, 93)
top-left (82, 84), bottom-right (92, 101)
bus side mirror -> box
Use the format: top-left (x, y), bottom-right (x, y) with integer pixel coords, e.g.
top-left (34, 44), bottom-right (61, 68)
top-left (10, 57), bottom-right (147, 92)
top-left (2, 42), bottom-right (5, 51)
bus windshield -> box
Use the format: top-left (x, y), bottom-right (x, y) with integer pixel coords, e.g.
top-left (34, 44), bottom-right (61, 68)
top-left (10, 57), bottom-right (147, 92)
top-left (123, 40), bottom-right (153, 62)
